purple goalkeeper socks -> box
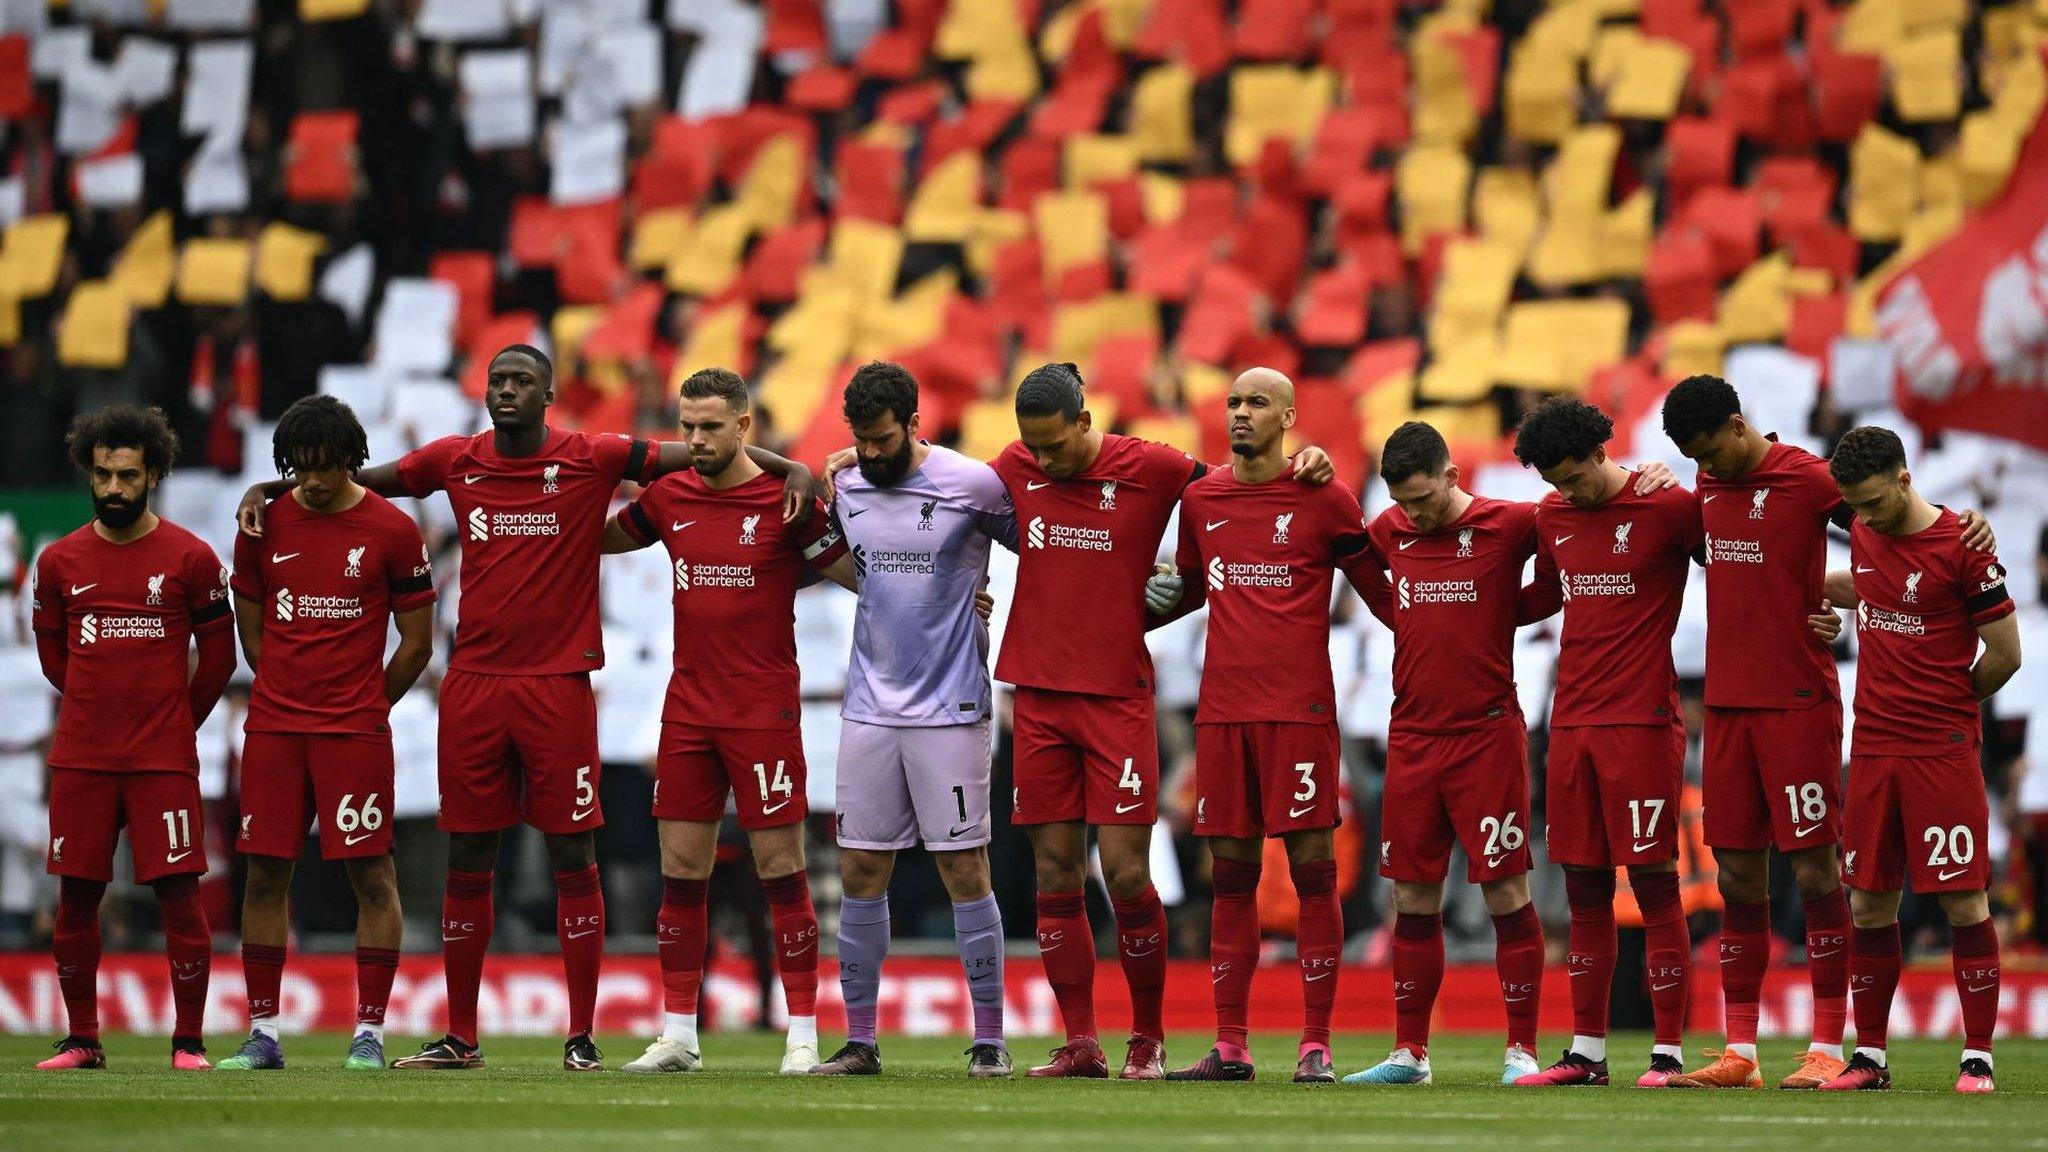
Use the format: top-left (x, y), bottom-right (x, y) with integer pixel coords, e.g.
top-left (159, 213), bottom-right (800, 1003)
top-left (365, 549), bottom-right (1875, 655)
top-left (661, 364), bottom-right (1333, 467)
top-left (837, 895), bottom-right (890, 1046)
top-left (953, 893), bottom-right (1005, 1047)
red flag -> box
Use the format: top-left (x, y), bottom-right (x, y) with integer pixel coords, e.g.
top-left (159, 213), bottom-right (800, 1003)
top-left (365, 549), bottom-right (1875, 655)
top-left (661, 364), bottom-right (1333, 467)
top-left (1878, 62), bottom-right (2048, 451)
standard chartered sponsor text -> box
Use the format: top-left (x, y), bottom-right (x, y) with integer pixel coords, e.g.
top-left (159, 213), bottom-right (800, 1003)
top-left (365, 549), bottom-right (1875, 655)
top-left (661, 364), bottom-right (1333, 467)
top-left (1220, 561), bottom-right (1293, 588)
top-left (867, 549), bottom-right (937, 574)
top-left (295, 595), bottom-right (365, 620)
top-left (1410, 578), bottom-right (1478, 604)
top-left (491, 511), bottom-right (561, 536)
top-left (96, 615), bottom-right (166, 639)
top-left (1567, 572), bottom-right (1636, 596)
top-left (1708, 537), bottom-right (1764, 564)
top-left (1046, 524), bottom-right (1113, 551)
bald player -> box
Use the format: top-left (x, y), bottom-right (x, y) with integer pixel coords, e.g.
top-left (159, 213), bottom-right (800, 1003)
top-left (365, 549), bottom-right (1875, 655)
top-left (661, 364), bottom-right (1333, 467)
top-left (1145, 369), bottom-right (1389, 1084)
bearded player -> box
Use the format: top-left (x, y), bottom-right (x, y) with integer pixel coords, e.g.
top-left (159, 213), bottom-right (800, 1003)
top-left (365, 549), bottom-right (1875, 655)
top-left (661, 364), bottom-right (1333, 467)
top-left (1508, 397), bottom-right (1708, 1087)
top-left (1809, 427), bottom-right (2019, 1094)
top-left (605, 368), bottom-right (846, 1076)
top-left (33, 406), bottom-right (235, 1071)
top-left (1658, 376), bottom-right (1993, 1089)
top-left (235, 345), bottom-right (811, 1070)
top-left (1142, 368), bottom-right (1387, 1084)
top-left (216, 396), bottom-right (436, 1071)
top-left (806, 362), bottom-right (1017, 1079)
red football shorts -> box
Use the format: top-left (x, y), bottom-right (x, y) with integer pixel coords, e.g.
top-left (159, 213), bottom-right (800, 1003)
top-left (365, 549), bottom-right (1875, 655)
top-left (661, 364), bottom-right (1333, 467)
top-left (654, 722), bottom-right (808, 830)
top-left (1192, 721), bottom-right (1341, 838)
top-left (1010, 686), bottom-right (1158, 826)
top-left (1545, 723), bottom-right (1685, 867)
top-left (1381, 715), bottom-right (1532, 884)
top-left (47, 769), bottom-right (206, 884)
top-left (437, 669), bottom-right (602, 835)
top-left (238, 731), bottom-right (395, 860)
top-left (1842, 751), bottom-right (1991, 894)
top-left (1702, 702), bottom-right (1843, 851)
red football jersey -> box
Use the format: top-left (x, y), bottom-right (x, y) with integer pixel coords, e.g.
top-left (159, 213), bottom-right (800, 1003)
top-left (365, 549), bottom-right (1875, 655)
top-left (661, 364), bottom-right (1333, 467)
top-left (1698, 438), bottom-right (1842, 709)
top-left (1366, 495), bottom-right (1537, 735)
top-left (992, 434), bottom-right (1200, 698)
top-left (31, 518), bottom-right (232, 774)
top-left (1175, 467), bottom-right (1381, 724)
top-left (396, 427), bottom-right (653, 676)
top-left (619, 469), bottom-right (846, 730)
top-left (1525, 479), bottom-right (1702, 727)
top-left (232, 491), bottom-right (437, 735)
top-left (1848, 510), bottom-right (2014, 756)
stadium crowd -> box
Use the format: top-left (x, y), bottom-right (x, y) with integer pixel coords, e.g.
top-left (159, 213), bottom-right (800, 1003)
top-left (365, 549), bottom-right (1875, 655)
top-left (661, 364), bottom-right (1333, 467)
top-left (3, 0), bottom-right (2048, 1000)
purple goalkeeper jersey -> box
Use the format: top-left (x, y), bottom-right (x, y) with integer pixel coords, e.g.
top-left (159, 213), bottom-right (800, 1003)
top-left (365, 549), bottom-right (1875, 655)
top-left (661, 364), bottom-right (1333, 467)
top-left (833, 444), bottom-right (1017, 728)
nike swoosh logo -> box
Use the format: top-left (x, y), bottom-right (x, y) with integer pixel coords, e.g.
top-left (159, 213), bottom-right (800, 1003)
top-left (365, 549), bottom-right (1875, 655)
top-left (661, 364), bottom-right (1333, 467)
top-left (1967, 983), bottom-right (1997, 993)
top-left (1809, 950), bottom-right (1840, 959)
top-left (1631, 840), bottom-right (1659, 854)
top-left (175, 970), bottom-right (204, 981)
top-left (1569, 970), bottom-right (1592, 979)
top-left (165, 850), bottom-right (193, 863)
top-left (1504, 996), bottom-right (1529, 1002)
top-left (442, 934), bottom-right (470, 942)
top-left (762, 800), bottom-right (792, 815)
top-left (1486, 854), bottom-right (1509, 869)
top-left (1398, 540), bottom-right (1416, 550)
top-left (1205, 519), bottom-right (1230, 531)
top-left (271, 553), bottom-right (299, 563)
top-left (344, 832), bottom-right (375, 846)
top-left (969, 972), bottom-right (995, 981)
top-left (1652, 983), bottom-right (1680, 991)
top-left (671, 521), bottom-right (696, 531)
top-left (1703, 494), bottom-right (1718, 503)
top-left (1113, 802), bottom-right (1143, 814)
top-left (1554, 535), bottom-right (1573, 546)
top-left (1304, 972), bottom-right (1331, 982)
top-left (571, 806), bottom-right (596, 822)
top-left (1026, 481), bottom-right (1051, 490)
top-left (1212, 973), bottom-right (1228, 984)
top-left (69, 583), bottom-right (98, 595)
top-left (847, 508), bottom-right (868, 518)
top-left (567, 930), bottom-right (598, 939)
top-left (783, 948), bottom-right (814, 959)
top-left (1937, 868), bottom-right (1970, 882)
top-left (1792, 823), bottom-right (1824, 837)
top-left (463, 475), bottom-right (483, 484)
top-left (1394, 994), bottom-right (1411, 1001)
top-left (1289, 805), bottom-right (1317, 818)
top-left (1855, 566), bottom-right (1875, 574)
top-left (947, 826), bottom-right (976, 838)
top-left (1126, 947), bottom-right (1158, 957)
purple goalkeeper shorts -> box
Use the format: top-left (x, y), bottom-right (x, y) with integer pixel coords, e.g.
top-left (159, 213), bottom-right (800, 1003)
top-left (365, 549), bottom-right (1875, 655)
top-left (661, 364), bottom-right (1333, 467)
top-left (835, 718), bottom-right (993, 852)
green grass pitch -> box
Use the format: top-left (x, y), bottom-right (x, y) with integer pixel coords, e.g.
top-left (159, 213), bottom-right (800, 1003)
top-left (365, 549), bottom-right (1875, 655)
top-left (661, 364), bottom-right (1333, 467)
top-left (2, 1032), bottom-right (2045, 1151)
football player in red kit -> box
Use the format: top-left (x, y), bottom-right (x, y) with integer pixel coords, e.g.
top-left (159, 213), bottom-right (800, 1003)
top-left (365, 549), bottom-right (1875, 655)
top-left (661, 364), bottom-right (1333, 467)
top-left (1811, 428), bottom-right (2020, 1095)
top-left (218, 396), bottom-right (436, 1071)
top-left (34, 406), bottom-right (234, 1071)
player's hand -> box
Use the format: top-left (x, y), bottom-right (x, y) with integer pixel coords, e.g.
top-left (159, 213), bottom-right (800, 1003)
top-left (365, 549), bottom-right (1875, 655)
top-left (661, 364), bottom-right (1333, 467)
top-left (973, 588), bottom-right (996, 622)
top-left (1808, 599), bottom-right (1843, 644)
top-left (819, 447), bottom-right (857, 503)
top-left (780, 460), bottom-right (817, 525)
top-left (1957, 509), bottom-right (1997, 553)
top-left (237, 484), bottom-right (269, 537)
top-left (1290, 445), bottom-right (1335, 485)
top-left (1632, 460), bottom-right (1679, 493)
top-left (1145, 562), bottom-right (1184, 616)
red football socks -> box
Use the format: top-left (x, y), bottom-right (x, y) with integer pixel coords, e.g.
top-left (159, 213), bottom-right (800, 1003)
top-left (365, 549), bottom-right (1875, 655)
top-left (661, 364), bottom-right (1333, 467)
top-left (1111, 886), bottom-right (1168, 1041)
top-left (53, 879), bottom-right (104, 1042)
top-left (1564, 869), bottom-right (1618, 1039)
top-left (762, 871), bottom-right (819, 1018)
top-left (1392, 911), bottom-right (1445, 1058)
top-left (657, 876), bottom-right (709, 1015)
top-left (1291, 859), bottom-right (1342, 1049)
top-left (1952, 917), bottom-right (2001, 1053)
top-left (155, 874), bottom-right (211, 1043)
top-left (355, 946), bottom-right (399, 1029)
top-left (1805, 887), bottom-right (1850, 1049)
top-left (1851, 921), bottom-right (1902, 1051)
top-left (1036, 890), bottom-right (1097, 1042)
top-left (1208, 859), bottom-right (1260, 1049)
top-left (1720, 899), bottom-right (1771, 1047)
top-left (1633, 870), bottom-right (1691, 1048)
top-left (441, 869), bottom-right (494, 1045)
top-left (242, 942), bottom-right (286, 1025)
top-left (554, 865), bottom-right (605, 1036)
top-left (1492, 902), bottom-right (1545, 1052)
